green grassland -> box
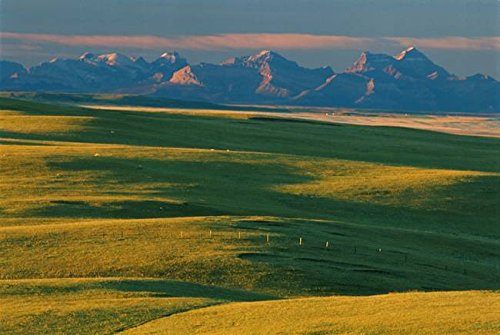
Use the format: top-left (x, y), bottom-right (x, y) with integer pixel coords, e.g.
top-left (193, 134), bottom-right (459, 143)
top-left (1, 96), bottom-right (499, 334)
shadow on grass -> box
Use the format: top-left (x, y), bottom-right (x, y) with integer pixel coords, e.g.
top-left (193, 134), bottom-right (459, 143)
top-left (22, 154), bottom-right (499, 238)
top-left (101, 279), bottom-right (277, 301)
top-left (26, 200), bottom-right (227, 219)
top-left (28, 155), bottom-right (312, 219)
top-left (21, 155), bottom-right (497, 294)
top-left (2, 97), bottom-right (499, 172)
top-left (0, 278), bottom-right (276, 302)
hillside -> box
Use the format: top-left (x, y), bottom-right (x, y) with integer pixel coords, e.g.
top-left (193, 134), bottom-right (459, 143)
top-left (1, 97), bottom-right (499, 333)
top-left (122, 291), bottom-right (500, 335)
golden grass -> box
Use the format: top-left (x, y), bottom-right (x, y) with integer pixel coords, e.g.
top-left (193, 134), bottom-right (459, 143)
top-left (277, 159), bottom-right (489, 208)
top-left (123, 290), bottom-right (500, 335)
top-left (81, 105), bottom-right (256, 119)
top-left (1, 142), bottom-right (489, 216)
top-left (81, 105), bottom-right (500, 138)
top-left (0, 144), bottom-right (194, 215)
top-left (0, 216), bottom-right (274, 291)
top-left (0, 112), bottom-right (92, 134)
top-left (0, 278), bottom-right (216, 335)
top-left (2, 99), bottom-right (499, 333)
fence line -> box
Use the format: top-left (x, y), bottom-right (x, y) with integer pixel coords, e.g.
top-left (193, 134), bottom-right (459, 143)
top-left (95, 228), bottom-right (500, 279)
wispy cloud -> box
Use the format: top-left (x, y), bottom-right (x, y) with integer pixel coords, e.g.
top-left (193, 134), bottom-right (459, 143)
top-left (1, 32), bottom-right (499, 51)
top-left (387, 36), bottom-right (500, 51)
top-left (0, 32), bottom-right (373, 50)
top-left (0, 43), bottom-right (41, 52)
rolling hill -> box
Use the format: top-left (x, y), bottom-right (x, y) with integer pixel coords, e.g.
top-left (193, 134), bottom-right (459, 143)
top-left (0, 96), bottom-right (499, 334)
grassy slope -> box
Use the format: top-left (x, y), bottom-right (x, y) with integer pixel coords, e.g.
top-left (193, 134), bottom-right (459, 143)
top-left (1, 97), bottom-right (499, 333)
top-left (0, 278), bottom-right (273, 335)
top-left (123, 291), bottom-right (500, 335)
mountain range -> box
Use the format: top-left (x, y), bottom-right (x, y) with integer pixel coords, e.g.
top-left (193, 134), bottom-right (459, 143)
top-left (1, 47), bottom-right (498, 112)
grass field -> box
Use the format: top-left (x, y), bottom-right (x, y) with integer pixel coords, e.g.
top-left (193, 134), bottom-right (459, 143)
top-left (122, 291), bottom-right (500, 335)
top-left (1, 96), bottom-right (499, 333)
top-left (0, 277), bottom-right (273, 335)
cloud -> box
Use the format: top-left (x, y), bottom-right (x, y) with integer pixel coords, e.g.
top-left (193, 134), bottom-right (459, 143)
top-left (387, 36), bottom-right (500, 51)
top-left (1, 32), bottom-right (499, 51)
top-left (0, 43), bottom-right (41, 51)
top-left (0, 32), bottom-right (373, 50)
top-left (175, 34), bottom-right (375, 50)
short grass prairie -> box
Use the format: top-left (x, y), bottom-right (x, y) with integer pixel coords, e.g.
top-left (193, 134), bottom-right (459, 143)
top-left (1, 96), bottom-right (499, 334)
top-left (0, 278), bottom-right (272, 335)
top-left (122, 291), bottom-right (500, 335)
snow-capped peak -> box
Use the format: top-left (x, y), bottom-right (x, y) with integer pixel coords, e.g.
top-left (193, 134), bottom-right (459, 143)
top-left (79, 52), bottom-right (96, 61)
top-left (394, 46), bottom-right (422, 61)
top-left (96, 53), bottom-right (133, 66)
top-left (248, 50), bottom-right (280, 61)
top-left (159, 52), bottom-right (182, 63)
top-left (257, 49), bottom-right (272, 56)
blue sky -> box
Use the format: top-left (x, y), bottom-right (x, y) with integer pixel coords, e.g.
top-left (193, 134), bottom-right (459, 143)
top-left (1, 0), bottom-right (498, 77)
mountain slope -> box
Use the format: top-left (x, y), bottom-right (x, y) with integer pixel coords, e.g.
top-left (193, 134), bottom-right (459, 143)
top-left (297, 47), bottom-right (499, 111)
top-left (0, 48), bottom-right (498, 112)
top-left (0, 60), bottom-right (28, 90)
top-left (157, 50), bottom-right (333, 103)
top-left (224, 50), bottom-right (334, 98)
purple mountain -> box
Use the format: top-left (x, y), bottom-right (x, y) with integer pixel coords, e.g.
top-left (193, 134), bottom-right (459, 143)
top-left (1, 48), bottom-right (498, 112)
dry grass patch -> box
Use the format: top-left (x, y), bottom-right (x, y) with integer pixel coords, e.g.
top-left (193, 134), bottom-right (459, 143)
top-left (277, 159), bottom-right (490, 208)
top-left (123, 290), bottom-right (500, 335)
top-left (0, 216), bottom-right (275, 291)
top-left (81, 105), bottom-right (256, 119)
top-left (0, 278), bottom-right (225, 335)
top-left (0, 112), bottom-right (92, 134)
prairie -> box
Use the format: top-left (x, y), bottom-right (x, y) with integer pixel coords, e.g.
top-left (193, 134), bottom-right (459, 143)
top-left (1, 96), bottom-right (499, 333)
top-left (122, 291), bottom-right (500, 335)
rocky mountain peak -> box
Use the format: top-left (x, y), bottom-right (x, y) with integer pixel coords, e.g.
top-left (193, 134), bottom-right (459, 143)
top-left (96, 53), bottom-right (134, 66)
top-left (79, 52), bottom-right (96, 61)
top-left (394, 46), bottom-right (423, 61)
top-left (346, 51), bottom-right (394, 73)
top-left (247, 50), bottom-right (287, 63)
top-left (1, 48), bottom-right (497, 112)
top-left (159, 52), bottom-right (184, 64)
top-left (169, 66), bottom-right (203, 86)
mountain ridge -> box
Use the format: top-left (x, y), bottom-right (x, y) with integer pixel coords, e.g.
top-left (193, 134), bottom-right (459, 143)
top-left (1, 48), bottom-right (498, 112)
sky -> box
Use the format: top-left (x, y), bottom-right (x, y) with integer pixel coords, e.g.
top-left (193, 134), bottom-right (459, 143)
top-left (0, 0), bottom-right (499, 78)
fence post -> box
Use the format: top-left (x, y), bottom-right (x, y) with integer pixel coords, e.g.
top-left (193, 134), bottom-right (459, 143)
top-left (299, 237), bottom-right (303, 246)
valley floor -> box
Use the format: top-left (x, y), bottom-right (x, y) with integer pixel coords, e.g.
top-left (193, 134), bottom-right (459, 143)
top-left (83, 104), bottom-right (500, 138)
